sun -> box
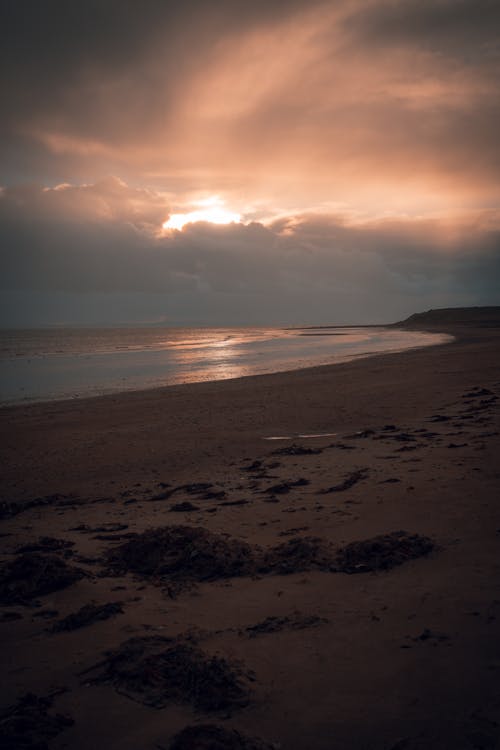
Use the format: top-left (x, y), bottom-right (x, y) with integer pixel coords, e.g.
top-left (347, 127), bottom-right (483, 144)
top-left (163, 197), bottom-right (241, 231)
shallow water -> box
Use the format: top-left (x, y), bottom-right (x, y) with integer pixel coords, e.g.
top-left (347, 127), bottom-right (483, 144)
top-left (0, 326), bottom-right (452, 405)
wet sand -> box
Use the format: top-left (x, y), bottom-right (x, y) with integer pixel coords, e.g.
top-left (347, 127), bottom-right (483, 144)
top-left (1, 323), bottom-right (500, 749)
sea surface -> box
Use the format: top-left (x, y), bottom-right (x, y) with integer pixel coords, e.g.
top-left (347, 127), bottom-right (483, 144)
top-left (0, 326), bottom-right (452, 405)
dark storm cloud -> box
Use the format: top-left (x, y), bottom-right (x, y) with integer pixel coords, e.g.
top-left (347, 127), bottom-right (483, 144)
top-left (0, 0), bottom-right (313, 178)
top-left (1, 182), bottom-right (498, 326)
top-left (2, 0), bottom-right (498, 203)
top-left (345, 0), bottom-right (500, 60)
top-left (1, 2), bottom-right (499, 325)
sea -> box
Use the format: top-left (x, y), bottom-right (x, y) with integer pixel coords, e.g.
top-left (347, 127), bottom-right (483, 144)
top-left (0, 326), bottom-right (452, 405)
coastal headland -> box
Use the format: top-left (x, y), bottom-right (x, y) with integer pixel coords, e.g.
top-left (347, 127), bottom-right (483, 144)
top-left (1, 308), bottom-right (500, 750)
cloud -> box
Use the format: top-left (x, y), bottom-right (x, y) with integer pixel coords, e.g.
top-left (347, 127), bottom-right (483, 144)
top-left (1, 3), bottom-right (499, 325)
top-left (1, 0), bottom-right (499, 213)
top-left (0, 177), bottom-right (169, 228)
top-left (1, 180), bottom-right (499, 326)
top-left (344, 0), bottom-right (500, 61)
top-left (0, 1), bottom-right (314, 181)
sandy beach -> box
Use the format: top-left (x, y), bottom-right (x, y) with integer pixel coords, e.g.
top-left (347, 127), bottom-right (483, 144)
top-left (1, 319), bottom-right (500, 750)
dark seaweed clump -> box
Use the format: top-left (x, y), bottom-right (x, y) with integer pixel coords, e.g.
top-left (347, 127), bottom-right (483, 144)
top-left (245, 613), bottom-right (327, 637)
top-left (272, 444), bottom-right (322, 456)
top-left (259, 537), bottom-right (335, 575)
top-left (106, 526), bottom-right (255, 584)
top-left (105, 526), bottom-right (435, 593)
top-left (0, 693), bottom-right (73, 750)
top-left (170, 724), bottom-right (276, 750)
top-left (0, 495), bottom-right (80, 521)
top-left (0, 553), bottom-right (85, 605)
top-left (16, 537), bottom-right (74, 555)
top-left (320, 470), bottom-right (367, 493)
top-left (335, 531), bottom-right (434, 573)
top-left (105, 526), bottom-right (334, 592)
top-left (0, 498), bottom-right (51, 521)
top-left (169, 502), bottom-right (200, 513)
top-left (51, 602), bottom-right (123, 632)
top-left (90, 636), bottom-right (251, 711)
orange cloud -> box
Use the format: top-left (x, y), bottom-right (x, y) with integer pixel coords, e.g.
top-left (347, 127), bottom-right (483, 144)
top-left (2, 0), bottom-right (499, 219)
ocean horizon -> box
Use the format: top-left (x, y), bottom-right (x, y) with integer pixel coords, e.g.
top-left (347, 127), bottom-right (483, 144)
top-left (0, 325), bottom-right (452, 405)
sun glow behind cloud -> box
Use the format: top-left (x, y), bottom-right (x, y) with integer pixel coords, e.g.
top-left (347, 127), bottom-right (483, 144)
top-left (1, 0), bottom-right (500, 328)
top-left (163, 196), bottom-right (241, 231)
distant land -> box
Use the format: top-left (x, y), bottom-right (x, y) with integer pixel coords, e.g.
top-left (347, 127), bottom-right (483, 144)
top-left (291, 306), bottom-right (500, 332)
top-left (395, 306), bottom-right (500, 329)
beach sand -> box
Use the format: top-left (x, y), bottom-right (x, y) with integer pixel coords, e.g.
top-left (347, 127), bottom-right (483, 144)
top-left (1, 322), bottom-right (500, 750)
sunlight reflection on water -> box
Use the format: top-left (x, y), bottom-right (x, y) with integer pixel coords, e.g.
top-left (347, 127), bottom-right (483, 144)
top-left (0, 326), bottom-right (453, 405)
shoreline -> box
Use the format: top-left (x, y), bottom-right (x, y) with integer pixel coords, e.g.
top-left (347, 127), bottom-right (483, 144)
top-left (1, 322), bottom-right (499, 749)
top-left (0, 325), bottom-right (453, 410)
top-left (0, 326), bottom-right (484, 501)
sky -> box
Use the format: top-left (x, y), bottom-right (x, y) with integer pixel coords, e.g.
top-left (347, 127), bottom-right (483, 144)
top-left (1, 0), bottom-right (499, 327)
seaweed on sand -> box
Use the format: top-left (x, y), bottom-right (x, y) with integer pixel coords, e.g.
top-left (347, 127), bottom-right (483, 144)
top-left (104, 525), bottom-right (435, 593)
top-left (272, 444), bottom-right (322, 456)
top-left (264, 478), bottom-right (310, 495)
top-left (0, 495), bottom-right (87, 521)
top-left (105, 525), bottom-right (255, 585)
top-left (0, 693), bottom-right (73, 750)
top-left (0, 497), bottom-right (52, 521)
top-left (16, 537), bottom-right (75, 554)
top-left (335, 531), bottom-right (435, 573)
top-left (169, 502), bottom-right (200, 512)
top-left (105, 525), bottom-right (336, 589)
top-left (320, 470), bottom-right (368, 493)
top-left (51, 602), bottom-right (123, 632)
top-left (260, 537), bottom-right (336, 575)
top-left (0, 553), bottom-right (85, 605)
top-left (245, 613), bottom-right (328, 637)
top-left (88, 636), bottom-right (251, 711)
